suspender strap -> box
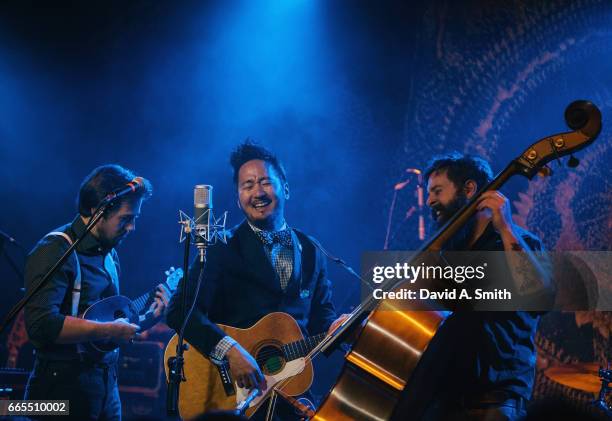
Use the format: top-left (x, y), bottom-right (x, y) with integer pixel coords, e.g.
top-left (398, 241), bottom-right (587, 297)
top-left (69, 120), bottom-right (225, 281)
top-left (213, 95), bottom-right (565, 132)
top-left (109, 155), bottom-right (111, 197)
top-left (46, 231), bottom-right (82, 317)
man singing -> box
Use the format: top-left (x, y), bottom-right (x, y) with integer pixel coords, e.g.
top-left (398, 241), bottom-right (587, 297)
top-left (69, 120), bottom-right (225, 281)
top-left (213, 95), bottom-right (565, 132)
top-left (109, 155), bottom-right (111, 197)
top-left (24, 164), bottom-right (170, 421)
top-left (167, 141), bottom-right (346, 420)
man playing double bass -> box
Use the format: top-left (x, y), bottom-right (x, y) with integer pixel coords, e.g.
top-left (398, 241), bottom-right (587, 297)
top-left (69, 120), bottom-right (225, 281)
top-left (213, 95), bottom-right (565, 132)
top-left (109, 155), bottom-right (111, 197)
top-left (393, 153), bottom-right (553, 421)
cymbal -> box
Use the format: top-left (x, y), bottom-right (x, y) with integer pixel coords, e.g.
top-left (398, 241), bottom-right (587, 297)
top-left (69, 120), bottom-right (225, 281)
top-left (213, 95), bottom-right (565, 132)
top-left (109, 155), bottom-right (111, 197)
top-left (544, 363), bottom-right (604, 393)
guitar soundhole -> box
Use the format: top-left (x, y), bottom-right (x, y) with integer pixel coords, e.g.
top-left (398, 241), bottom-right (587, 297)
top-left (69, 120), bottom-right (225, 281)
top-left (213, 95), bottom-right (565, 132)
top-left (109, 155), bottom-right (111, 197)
top-left (256, 345), bottom-right (285, 375)
top-left (113, 310), bottom-right (127, 319)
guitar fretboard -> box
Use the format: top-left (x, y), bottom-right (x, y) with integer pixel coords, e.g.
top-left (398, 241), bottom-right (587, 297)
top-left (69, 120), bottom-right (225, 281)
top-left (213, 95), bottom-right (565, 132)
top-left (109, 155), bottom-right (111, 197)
top-left (281, 332), bottom-right (326, 361)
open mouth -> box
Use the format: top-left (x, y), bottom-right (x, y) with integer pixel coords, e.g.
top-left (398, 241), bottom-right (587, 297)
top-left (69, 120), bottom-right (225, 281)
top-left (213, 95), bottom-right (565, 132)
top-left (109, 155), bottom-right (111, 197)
top-left (252, 200), bottom-right (271, 210)
top-left (431, 207), bottom-right (444, 221)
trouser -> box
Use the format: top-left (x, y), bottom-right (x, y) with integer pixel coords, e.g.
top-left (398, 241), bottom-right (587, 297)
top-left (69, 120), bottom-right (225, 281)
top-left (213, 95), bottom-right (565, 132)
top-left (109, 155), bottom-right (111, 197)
top-left (420, 391), bottom-right (527, 421)
top-left (24, 358), bottom-right (121, 421)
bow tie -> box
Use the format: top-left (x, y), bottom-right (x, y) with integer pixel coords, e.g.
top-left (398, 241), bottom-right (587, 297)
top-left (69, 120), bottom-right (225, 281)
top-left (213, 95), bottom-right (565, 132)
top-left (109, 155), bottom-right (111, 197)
top-left (255, 229), bottom-right (293, 248)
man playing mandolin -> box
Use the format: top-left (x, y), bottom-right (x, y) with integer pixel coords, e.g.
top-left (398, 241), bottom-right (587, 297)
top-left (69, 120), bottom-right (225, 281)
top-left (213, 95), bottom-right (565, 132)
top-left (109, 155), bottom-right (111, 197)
top-left (167, 141), bottom-right (347, 420)
top-left (394, 153), bottom-right (553, 421)
top-left (23, 164), bottom-right (171, 421)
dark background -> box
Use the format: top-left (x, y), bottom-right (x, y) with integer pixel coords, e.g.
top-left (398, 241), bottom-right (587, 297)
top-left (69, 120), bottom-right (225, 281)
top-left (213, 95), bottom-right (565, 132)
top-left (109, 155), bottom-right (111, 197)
top-left (1, 0), bottom-right (610, 417)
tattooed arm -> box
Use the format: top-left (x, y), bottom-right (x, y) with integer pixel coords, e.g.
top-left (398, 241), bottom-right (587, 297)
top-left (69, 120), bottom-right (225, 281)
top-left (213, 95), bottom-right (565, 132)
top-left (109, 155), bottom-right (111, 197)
top-left (499, 227), bottom-right (553, 296)
top-left (477, 191), bottom-right (553, 298)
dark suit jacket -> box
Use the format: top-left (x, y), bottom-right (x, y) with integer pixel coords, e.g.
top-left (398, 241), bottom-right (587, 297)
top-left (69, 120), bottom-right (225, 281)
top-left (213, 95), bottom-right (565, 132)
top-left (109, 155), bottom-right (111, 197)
top-left (166, 220), bottom-right (337, 357)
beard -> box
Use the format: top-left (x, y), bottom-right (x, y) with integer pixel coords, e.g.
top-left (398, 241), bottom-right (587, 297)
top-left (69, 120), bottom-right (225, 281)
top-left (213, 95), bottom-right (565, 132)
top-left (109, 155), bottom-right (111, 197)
top-left (431, 192), bottom-right (468, 228)
top-left (430, 192), bottom-right (475, 251)
top-left (97, 230), bottom-right (127, 250)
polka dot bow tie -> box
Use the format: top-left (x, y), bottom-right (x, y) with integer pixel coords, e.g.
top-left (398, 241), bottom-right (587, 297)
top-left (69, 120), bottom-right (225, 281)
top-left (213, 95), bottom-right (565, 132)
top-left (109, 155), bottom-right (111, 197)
top-left (255, 229), bottom-right (293, 248)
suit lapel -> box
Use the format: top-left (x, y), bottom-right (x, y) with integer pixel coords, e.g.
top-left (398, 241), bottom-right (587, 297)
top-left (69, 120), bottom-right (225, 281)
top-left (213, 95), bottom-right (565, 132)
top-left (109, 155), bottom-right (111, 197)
top-left (236, 221), bottom-right (282, 293)
top-left (294, 230), bottom-right (315, 292)
top-left (282, 230), bottom-right (302, 294)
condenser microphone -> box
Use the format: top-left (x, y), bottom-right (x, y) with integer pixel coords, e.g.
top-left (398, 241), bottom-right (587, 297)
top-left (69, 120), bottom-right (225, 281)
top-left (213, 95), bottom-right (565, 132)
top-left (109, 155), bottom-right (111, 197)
top-left (194, 185), bottom-right (213, 262)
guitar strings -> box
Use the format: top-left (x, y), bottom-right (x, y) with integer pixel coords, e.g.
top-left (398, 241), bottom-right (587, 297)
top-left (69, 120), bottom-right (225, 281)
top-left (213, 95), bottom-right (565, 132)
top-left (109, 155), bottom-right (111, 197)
top-left (252, 334), bottom-right (325, 365)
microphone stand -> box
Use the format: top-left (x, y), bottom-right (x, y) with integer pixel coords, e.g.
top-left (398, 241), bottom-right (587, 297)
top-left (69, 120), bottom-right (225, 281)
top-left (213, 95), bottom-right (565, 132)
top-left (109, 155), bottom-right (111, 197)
top-left (0, 229), bottom-right (26, 288)
top-left (0, 202), bottom-right (111, 335)
top-left (304, 235), bottom-right (369, 355)
top-left (166, 220), bottom-right (210, 415)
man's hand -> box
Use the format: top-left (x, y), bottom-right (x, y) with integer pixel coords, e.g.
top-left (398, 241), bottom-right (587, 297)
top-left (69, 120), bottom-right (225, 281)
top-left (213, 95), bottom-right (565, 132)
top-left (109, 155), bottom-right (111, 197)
top-left (226, 343), bottom-right (267, 391)
top-left (327, 314), bottom-right (351, 336)
top-left (149, 283), bottom-right (171, 319)
top-left (104, 318), bottom-right (140, 344)
top-left (476, 191), bottom-right (513, 234)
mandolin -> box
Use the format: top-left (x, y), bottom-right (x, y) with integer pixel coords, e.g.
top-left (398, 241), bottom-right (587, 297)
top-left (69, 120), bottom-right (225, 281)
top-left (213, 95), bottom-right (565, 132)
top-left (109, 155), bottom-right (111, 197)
top-left (81, 266), bottom-right (183, 354)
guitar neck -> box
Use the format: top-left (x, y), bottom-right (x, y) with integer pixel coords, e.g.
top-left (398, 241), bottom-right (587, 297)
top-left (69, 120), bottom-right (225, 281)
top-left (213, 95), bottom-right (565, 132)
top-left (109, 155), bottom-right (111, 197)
top-left (282, 332), bottom-right (327, 361)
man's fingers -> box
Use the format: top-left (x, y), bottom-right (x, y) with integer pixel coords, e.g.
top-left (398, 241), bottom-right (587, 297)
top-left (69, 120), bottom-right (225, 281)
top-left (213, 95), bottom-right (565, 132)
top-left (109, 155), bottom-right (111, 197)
top-left (157, 283), bottom-right (171, 297)
top-left (156, 291), bottom-right (169, 306)
top-left (248, 373), bottom-right (258, 389)
top-left (254, 370), bottom-right (263, 386)
top-left (477, 198), bottom-right (498, 211)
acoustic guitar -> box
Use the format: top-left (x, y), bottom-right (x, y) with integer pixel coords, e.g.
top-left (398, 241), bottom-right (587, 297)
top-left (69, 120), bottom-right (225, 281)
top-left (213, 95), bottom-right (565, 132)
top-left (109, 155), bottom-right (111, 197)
top-left (163, 312), bottom-right (326, 419)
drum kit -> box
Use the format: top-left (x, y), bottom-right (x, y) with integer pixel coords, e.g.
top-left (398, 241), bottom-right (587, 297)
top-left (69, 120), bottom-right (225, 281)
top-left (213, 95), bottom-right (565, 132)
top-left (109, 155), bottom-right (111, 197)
top-left (545, 362), bottom-right (612, 416)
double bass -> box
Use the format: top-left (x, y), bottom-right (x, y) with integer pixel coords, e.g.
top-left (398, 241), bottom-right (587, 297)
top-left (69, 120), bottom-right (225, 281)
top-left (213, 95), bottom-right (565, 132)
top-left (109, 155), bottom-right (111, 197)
top-left (308, 100), bottom-right (601, 420)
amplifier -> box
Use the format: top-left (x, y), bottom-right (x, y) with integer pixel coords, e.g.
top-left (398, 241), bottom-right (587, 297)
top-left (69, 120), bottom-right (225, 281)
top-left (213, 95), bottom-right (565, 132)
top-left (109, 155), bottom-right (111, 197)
top-left (118, 341), bottom-right (164, 397)
top-left (0, 367), bottom-right (29, 400)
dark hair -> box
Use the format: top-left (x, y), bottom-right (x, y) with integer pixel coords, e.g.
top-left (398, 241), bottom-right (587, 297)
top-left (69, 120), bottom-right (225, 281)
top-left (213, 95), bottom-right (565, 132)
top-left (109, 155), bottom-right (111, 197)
top-left (230, 140), bottom-right (287, 184)
top-left (77, 164), bottom-right (153, 216)
top-left (424, 152), bottom-right (494, 191)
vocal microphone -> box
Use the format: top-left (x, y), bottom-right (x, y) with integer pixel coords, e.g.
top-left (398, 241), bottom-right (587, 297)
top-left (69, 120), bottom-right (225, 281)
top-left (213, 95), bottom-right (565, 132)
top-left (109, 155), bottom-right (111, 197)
top-left (103, 177), bottom-right (145, 203)
top-left (194, 185), bottom-right (213, 262)
top-left (394, 179), bottom-right (412, 191)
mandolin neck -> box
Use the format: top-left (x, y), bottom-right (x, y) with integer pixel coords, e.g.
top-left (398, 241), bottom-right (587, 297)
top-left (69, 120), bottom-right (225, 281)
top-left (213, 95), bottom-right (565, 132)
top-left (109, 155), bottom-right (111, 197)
top-left (131, 285), bottom-right (162, 314)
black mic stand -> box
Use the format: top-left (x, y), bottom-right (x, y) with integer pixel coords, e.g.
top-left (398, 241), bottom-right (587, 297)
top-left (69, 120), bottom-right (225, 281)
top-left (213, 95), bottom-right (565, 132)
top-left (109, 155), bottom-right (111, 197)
top-left (305, 235), bottom-right (369, 355)
top-left (166, 221), bottom-right (209, 415)
top-left (0, 229), bottom-right (26, 282)
top-left (0, 201), bottom-right (112, 335)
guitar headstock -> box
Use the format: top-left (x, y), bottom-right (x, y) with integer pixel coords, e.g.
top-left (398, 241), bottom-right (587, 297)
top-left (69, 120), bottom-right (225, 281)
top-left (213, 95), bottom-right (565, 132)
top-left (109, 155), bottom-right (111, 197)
top-left (514, 100), bottom-right (601, 178)
top-left (164, 266), bottom-right (184, 293)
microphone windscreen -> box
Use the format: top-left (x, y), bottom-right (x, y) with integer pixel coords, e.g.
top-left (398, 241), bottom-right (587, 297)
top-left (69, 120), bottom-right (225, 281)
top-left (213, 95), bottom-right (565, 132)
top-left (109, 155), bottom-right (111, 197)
top-left (132, 177), bottom-right (145, 190)
top-left (194, 185), bottom-right (212, 208)
top-left (194, 185), bottom-right (213, 224)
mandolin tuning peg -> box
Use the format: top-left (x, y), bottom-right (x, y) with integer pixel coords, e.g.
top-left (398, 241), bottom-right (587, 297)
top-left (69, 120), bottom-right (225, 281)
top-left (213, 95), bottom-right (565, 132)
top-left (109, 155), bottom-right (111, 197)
top-left (537, 165), bottom-right (553, 177)
top-left (567, 155), bottom-right (580, 168)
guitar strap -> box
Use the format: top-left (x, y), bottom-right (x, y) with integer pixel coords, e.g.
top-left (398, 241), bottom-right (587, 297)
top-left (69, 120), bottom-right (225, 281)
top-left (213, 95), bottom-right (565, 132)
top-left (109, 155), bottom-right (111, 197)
top-left (103, 253), bottom-right (120, 295)
top-left (46, 232), bottom-right (82, 317)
